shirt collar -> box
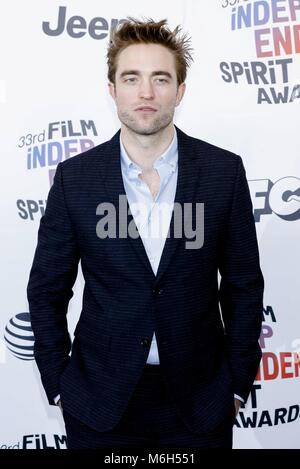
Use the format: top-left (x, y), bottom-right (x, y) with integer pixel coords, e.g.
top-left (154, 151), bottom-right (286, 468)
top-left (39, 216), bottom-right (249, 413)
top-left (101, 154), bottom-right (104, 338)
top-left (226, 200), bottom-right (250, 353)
top-left (120, 126), bottom-right (178, 175)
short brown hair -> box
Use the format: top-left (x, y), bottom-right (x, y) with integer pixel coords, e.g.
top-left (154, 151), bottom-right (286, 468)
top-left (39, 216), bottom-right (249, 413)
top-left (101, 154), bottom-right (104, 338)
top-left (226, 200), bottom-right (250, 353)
top-left (107, 17), bottom-right (193, 86)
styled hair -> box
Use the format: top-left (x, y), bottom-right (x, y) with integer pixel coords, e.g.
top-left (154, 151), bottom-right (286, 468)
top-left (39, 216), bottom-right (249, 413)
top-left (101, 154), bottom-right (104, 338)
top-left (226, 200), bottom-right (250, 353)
top-left (107, 17), bottom-right (193, 86)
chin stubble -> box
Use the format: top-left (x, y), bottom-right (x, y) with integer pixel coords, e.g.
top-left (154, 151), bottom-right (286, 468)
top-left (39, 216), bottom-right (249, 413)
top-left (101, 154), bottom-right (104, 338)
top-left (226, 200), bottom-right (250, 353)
top-left (119, 110), bottom-right (174, 135)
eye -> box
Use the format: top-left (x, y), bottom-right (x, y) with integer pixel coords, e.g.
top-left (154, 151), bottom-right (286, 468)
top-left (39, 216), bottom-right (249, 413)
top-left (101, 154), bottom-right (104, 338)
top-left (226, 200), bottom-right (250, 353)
top-left (124, 77), bottom-right (137, 83)
top-left (155, 78), bottom-right (168, 84)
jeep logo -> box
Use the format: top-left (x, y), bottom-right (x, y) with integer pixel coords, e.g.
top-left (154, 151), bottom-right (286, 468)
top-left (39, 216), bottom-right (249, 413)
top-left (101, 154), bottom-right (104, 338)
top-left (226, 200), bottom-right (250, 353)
top-left (42, 6), bottom-right (125, 39)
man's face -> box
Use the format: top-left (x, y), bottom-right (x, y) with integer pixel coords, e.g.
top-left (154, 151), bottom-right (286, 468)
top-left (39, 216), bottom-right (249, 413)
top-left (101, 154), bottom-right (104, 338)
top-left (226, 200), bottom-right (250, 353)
top-left (108, 43), bottom-right (186, 136)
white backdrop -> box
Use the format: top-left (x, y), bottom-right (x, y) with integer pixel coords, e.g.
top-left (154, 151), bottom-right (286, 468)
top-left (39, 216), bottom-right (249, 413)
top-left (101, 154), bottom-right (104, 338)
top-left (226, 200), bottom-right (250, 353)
top-left (1, 0), bottom-right (299, 449)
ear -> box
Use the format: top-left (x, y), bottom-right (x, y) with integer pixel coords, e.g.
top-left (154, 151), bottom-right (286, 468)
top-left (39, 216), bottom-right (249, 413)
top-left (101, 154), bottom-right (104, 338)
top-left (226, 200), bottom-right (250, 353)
top-left (175, 82), bottom-right (186, 107)
top-left (108, 82), bottom-right (116, 100)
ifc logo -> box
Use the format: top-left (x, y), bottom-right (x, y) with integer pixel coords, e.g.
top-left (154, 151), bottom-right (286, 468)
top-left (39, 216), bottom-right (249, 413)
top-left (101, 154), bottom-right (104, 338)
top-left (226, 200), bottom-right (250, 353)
top-left (4, 313), bottom-right (34, 360)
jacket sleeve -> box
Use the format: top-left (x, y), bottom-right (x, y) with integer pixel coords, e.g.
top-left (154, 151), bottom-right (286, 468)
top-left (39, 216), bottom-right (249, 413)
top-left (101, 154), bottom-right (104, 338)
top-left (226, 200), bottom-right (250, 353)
top-left (27, 162), bottom-right (80, 405)
top-left (218, 155), bottom-right (264, 403)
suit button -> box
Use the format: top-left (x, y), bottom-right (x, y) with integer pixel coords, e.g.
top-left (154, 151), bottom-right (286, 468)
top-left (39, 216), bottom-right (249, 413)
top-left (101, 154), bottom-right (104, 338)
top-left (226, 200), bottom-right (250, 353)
top-left (152, 287), bottom-right (164, 296)
top-left (141, 338), bottom-right (150, 347)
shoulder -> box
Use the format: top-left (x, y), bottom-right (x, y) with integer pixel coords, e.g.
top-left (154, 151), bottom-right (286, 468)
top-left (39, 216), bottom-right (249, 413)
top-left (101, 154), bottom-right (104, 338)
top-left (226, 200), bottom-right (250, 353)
top-left (176, 126), bottom-right (243, 173)
top-left (58, 138), bottom-right (112, 172)
top-left (52, 136), bottom-right (116, 193)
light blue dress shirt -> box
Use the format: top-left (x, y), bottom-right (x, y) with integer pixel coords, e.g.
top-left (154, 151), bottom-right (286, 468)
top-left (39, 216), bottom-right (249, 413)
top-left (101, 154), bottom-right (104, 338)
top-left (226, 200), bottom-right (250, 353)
top-left (120, 126), bottom-right (178, 364)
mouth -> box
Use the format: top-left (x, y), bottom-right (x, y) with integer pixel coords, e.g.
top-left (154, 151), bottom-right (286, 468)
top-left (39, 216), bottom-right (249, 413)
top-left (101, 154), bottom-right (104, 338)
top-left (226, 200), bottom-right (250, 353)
top-left (135, 106), bottom-right (157, 113)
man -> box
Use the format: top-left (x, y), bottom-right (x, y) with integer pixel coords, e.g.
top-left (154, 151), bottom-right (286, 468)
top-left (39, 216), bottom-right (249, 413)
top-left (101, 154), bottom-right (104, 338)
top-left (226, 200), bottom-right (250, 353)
top-left (27, 18), bottom-right (264, 448)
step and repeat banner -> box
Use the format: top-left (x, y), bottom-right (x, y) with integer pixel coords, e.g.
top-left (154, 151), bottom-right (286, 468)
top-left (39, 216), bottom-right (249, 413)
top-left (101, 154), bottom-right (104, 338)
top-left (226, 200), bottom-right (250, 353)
top-left (1, 0), bottom-right (299, 449)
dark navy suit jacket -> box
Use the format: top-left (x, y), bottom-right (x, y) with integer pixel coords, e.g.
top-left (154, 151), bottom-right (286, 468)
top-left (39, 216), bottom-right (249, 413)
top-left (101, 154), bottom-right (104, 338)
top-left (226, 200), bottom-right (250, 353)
top-left (27, 126), bottom-right (264, 434)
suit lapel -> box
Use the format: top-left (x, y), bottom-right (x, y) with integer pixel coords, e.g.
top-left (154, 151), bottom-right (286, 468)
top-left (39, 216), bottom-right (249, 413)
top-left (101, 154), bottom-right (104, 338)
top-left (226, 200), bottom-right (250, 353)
top-left (85, 129), bottom-right (155, 278)
top-left (84, 126), bottom-right (203, 284)
top-left (154, 126), bottom-right (202, 284)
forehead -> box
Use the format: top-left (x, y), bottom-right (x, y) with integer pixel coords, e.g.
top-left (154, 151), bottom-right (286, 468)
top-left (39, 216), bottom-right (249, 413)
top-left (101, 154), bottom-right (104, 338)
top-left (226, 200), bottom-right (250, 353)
top-left (116, 43), bottom-right (176, 75)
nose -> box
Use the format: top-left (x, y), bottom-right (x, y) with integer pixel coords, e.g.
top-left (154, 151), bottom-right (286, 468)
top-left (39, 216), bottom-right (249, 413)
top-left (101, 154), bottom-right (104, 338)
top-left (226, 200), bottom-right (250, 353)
top-left (138, 78), bottom-right (154, 100)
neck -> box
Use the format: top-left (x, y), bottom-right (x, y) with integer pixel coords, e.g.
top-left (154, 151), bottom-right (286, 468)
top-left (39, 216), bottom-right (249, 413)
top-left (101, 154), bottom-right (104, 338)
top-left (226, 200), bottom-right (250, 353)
top-left (120, 123), bottom-right (175, 172)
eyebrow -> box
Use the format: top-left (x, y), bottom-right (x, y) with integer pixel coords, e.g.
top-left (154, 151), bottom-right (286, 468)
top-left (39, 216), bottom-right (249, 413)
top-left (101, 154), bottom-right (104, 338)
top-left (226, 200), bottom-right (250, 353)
top-left (119, 70), bottom-right (173, 79)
